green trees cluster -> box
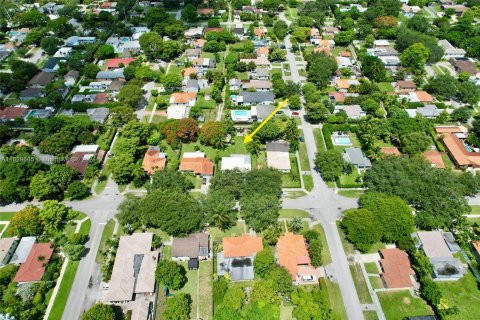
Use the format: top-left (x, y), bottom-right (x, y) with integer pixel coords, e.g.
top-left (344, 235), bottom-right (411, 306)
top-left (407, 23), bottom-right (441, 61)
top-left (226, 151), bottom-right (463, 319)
top-left (160, 118), bottom-right (200, 149)
top-left (163, 293), bottom-right (191, 320)
top-left (155, 260), bottom-right (187, 290)
top-left (81, 304), bottom-right (120, 320)
top-left (314, 150), bottom-right (351, 182)
top-left (305, 53), bottom-right (338, 88)
top-left (29, 164), bottom-right (84, 200)
top-left (139, 32), bottom-right (182, 61)
top-left (425, 74), bottom-right (480, 105)
top-left (364, 156), bottom-right (480, 229)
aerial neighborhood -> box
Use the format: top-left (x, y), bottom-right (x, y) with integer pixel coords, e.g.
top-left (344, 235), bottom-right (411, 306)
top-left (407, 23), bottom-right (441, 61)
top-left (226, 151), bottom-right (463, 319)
top-left (0, 0), bottom-right (480, 320)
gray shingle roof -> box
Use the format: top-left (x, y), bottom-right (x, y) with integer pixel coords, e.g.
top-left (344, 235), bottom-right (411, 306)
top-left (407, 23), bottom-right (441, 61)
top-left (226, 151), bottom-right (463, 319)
top-left (343, 147), bottom-right (371, 168)
top-left (239, 91), bottom-right (274, 104)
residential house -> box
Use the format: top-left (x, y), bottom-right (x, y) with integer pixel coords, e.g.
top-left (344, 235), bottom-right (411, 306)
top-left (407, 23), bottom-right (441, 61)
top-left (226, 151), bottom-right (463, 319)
top-left (343, 147), bottom-right (372, 169)
top-left (193, 39), bottom-right (206, 49)
top-left (323, 27), bottom-right (339, 37)
top-left (0, 238), bottom-right (19, 267)
top-left (379, 248), bottom-right (415, 289)
top-left (25, 108), bottom-right (53, 119)
top-left (329, 92), bottom-right (347, 103)
top-left (105, 233), bottom-right (159, 303)
top-left (170, 92), bottom-right (197, 107)
top-left (186, 49), bottom-right (201, 61)
top-left (10, 237), bottom-right (36, 265)
top-left (374, 40), bottom-right (390, 48)
top-left (252, 105), bottom-right (274, 122)
top-left (234, 26), bottom-right (247, 40)
top-left (266, 141), bottom-right (291, 172)
top-left (414, 231), bottom-right (465, 281)
top-left (87, 107), bottom-right (109, 123)
top-left (217, 235), bottom-right (263, 281)
top-left (64, 70), bottom-right (80, 87)
top-left (106, 58), bottom-right (135, 69)
top-left (183, 79), bottom-right (202, 93)
top-left (184, 27), bottom-right (205, 39)
top-left (435, 125), bottom-right (480, 169)
top-left (335, 79), bottom-right (360, 92)
top-left (54, 47), bottom-right (72, 58)
top-left (0, 106), bottom-right (29, 122)
top-left (14, 243), bottom-right (53, 283)
top-left (197, 8), bottom-right (214, 17)
top-left (65, 36), bottom-right (96, 47)
top-left (192, 58), bottom-right (216, 74)
top-left (395, 80), bottom-right (416, 92)
top-left (141, 146), bottom-right (166, 175)
top-left (242, 80), bottom-right (272, 91)
top-left (249, 68), bottom-right (270, 80)
top-left (171, 233), bottom-right (209, 263)
top-left (108, 80), bottom-right (125, 92)
top-left (66, 145), bottom-right (101, 176)
top-left (131, 26), bottom-right (151, 40)
top-left (401, 4), bottom-right (421, 17)
top-left (236, 91), bottom-right (275, 106)
top-left (400, 91), bottom-right (433, 103)
top-left (182, 67), bottom-right (198, 80)
top-left (411, 105), bottom-right (442, 118)
top-left (19, 88), bottom-right (45, 101)
top-left (438, 40), bottom-right (466, 59)
top-left (229, 79), bottom-right (242, 91)
top-left (449, 58), bottom-right (479, 77)
top-left (310, 28), bottom-right (322, 45)
top-left (254, 27), bottom-right (267, 39)
top-left (276, 233), bottom-right (320, 285)
top-left (96, 69), bottom-right (125, 81)
top-left (441, 5), bottom-right (468, 16)
top-left (221, 154), bottom-right (251, 171)
top-left (240, 58), bottom-right (270, 69)
top-left (42, 57), bottom-right (63, 73)
top-left (28, 72), bottom-right (55, 88)
top-left (334, 105), bottom-right (366, 119)
top-left (255, 47), bottom-right (269, 58)
top-left (167, 105), bottom-right (190, 119)
top-left (422, 150), bottom-right (446, 169)
top-left (471, 241), bottom-right (480, 265)
top-left (336, 56), bottom-right (353, 69)
top-left (179, 152), bottom-right (214, 176)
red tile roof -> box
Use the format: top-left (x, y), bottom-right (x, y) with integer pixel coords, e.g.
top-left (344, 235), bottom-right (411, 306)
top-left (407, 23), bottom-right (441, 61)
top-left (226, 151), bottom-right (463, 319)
top-left (197, 8), bottom-right (214, 14)
top-left (93, 93), bottom-right (108, 104)
top-left (142, 147), bottom-right (166, 174)
top-left (223, 234), bottom-right (263, 258)
top-left (106, 58), bottom-right (135, 69)
top-left (179, 157), bottom-right (214, 175)
top-left (277, 232), bottom-right (312, 280)
top-left (422, 150), bottom-right (445, 169)
top-left (379, 248), bottom-right (415, 289)
top-left (14, 243), bottom-right (53, 283)
top-left (0, 107), bottom-right (28, 120)
top-left (328, 92), bottom-right (346, 102)
top-left (171, 92), bottom-right (197, 104)
top-left (415, 91), bottom-right (433, 103)
top-left (380, 147), bottom-right (401, 156)
top-left (67, 152), bottom-right (96, 175)
top-left (441, 133), bottom-right (480, 167)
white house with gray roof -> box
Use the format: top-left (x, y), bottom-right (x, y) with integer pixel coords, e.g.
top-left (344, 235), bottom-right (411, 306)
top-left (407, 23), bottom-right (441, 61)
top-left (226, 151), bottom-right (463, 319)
top-left (343, 147), bottom-right (371, 169)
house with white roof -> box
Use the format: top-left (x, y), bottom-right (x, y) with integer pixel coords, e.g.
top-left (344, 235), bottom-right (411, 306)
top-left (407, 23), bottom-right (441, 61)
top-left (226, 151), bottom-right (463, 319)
top-left (221, 154), bottom-right (252, 171)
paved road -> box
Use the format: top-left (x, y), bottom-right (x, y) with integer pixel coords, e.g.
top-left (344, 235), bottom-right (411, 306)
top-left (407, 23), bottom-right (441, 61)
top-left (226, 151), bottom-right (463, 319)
top-left (281, 34), bottom-right (364, 320)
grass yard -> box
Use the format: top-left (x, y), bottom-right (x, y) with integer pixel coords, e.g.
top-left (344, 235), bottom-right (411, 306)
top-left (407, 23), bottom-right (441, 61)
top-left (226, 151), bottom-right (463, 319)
top-left (331, 46), bottom-right (348, 56)
top-left (47, 260), bottom-right (80, 320)
top-left (282, 155), bottom-right (301, 188)
top-left (181, 136), bottom-right (247, 160)
top-left (280, 302), bottom-right (294, 320)
top-left (237, 71), bottom-right (249, 80)
top-left (337, 171), bottom-right (363, 188)
top-left (313, 128), bottom-right (327, 152)
top-left (378, 290), bottom-right (434, 320)
top-left (364, 311), bottom-right (379, 320)
top-left (195, 96), bottom-right (216, 109)
top-left (438, 270), bottom-right (480, 320)
top-left (470, 205), bottom-right (480, 215)
top-left (279, 209), bottom-right (310, 219)
top-left (313, 224), bottom-right (332, 265)
top-left (338, 190), bottom-right (364, 198)
top-left (298, 137), bottom-right (311, 171)
top-left (284, 191), bottom-right (307, 199)
top-left (94, 165), bottom-right (111, 194)
top-left (376, 82), bottom-right (394, 92)
top-left (350, 264), bottom-right (373, 304)
top-left (208, 220), bottom-right (245, 241)
top-left (321, 278), bottom-right (348, 320)
top-left (178, 261), bottom-right (198, 319)
top-left (364, 262), bottom-right (379, 274)
top-left (256, 151), bottom-right (267, 169)
top-left (303, 175), bottom-right (313, 191)
top-left (95, 219), bottom-right (115, 263)
top-left (337, 221), bottom-right (355, 255)
top-left (198, 261), bottom-right (213, 320)
top-left (369, 276), bottom-right (384, 290)
top-left (0, 212), bottom-right (15, 221)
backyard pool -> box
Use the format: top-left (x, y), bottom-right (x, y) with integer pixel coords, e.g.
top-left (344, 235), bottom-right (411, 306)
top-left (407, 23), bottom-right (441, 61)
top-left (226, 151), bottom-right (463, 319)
top-left (121, 37), bottom-right (130, 42)
top-left (332, 135), bottom-right (352, 146)
top-left (465, 143), bottom-right (473, 152)
top-left (233, 110), bottom-right (249, 117)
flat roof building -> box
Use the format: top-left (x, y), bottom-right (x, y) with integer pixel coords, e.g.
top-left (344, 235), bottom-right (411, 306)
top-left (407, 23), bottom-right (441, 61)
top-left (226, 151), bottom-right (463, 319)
top-left (10, 237), bottom-right (36, 265)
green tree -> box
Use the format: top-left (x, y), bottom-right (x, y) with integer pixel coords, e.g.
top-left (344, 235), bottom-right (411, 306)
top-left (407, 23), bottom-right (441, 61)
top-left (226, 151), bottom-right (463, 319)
top-left (139, 32), bottom-right (163, 60)
top-left (149, 170), bottom-right (194, 193)
top-left (202, 190), bottom-right (236, 231)
top-left (450, 106), bottom-right (472, 123)
top-left (161, 40), bottom-right (182, 61)
top-left (155, 260), bottom-right (187, 290)
top-left (81, 304), bottom-right (117, 320)
top-left (254, 249), bottom-right (276, 278)
top-left (400, 132), bottom-right (430, 154)
top-left (400, 43), bottom-right (430, 75)
top-left (291, 287), bottom-right (332, 320)
top-left (223, 287), bottom-right (246, 311)
top-left (117, 85), bottom-right (143, 108)
top-left (163, 293), bottom-right (191, 320)
top-left (94, 45), bottom-right (115, 59)
top-left (162, 73), bottom-right (183, 90)
top-left (314, 150), bottom-right (347, 181)
top-left (29, 171), bottom-right (60, 200)
top-left (40, 37), bottom-right (61, 55)
top-left (199, 121), bottom-right (228, 148)
top-left (66, 181), bottom-right (91, 200)
top-left (342, 208), bottom-right (382, 252)
top-left (181, 4), bottom-right (198, 22)
top-left (250, 280), bottom-right (280, 305)
top-left (39, 200), bottom-right (68, 235)
top-left (8, 206), bottom-right (42, 237)
top-left (63, 244), bottom-right (84, 261)
top-left (361, 56), bottom-right (386, 82)
top-left (83, 63), bottom-right (100, 78)
top-left (241, 194), bottom-right (280, 231)
top-left (306, 53), bottom-right (338, 87)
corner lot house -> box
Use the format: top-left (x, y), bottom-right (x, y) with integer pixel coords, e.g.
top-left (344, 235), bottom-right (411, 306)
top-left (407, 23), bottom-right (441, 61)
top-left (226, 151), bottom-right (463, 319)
top-left (266, 141), bottom-right (291, 172)
top-left (379, 248), bottom-right (415, 289)
top-left (66, 145), bottom-right (101, 176)
top-left (414, 231), bottom-right (465, 281)
top-left (179, 152), bottom-right (214, 176)
top-left (276, 233), bottom-right (320, 285)
top-left (171, 233), bottom-right (209, 262)
top-left (221, 154), bottom-right (251, 171)
top-left (343, 147), bottom-right (371, 170)
top-left (142, 146), bottom-right (166, 175)
top-left (217, 235), bottom-right (263, 281)
top-left (105, 233), bottom-right (159, 303)
top-left (14, 243), bottom-right (53, 283)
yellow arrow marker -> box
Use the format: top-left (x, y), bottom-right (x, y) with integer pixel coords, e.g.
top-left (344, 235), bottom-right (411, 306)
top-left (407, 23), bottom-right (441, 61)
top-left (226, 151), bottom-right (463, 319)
top-left (244, 99), bottom-right (289, 144)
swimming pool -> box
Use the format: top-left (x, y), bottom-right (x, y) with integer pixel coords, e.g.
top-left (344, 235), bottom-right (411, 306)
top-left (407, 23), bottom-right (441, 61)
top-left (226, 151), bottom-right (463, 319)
top-left (233, 110), bottom-right (249, 117)
top-left (464, 143), bottom-right (472, 152)
top-left (121, 37), bottom-right (130, 42)
top-left (332, 136), bottom-right (352, 146)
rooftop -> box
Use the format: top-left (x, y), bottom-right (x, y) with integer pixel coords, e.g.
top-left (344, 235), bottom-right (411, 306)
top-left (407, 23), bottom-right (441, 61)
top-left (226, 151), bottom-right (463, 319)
top-left (379, 248), bottom-right (415, 288)
top-left (14, 243), bottom-right (53, 283)
top-left (417, 231), bottom-right (452, 259)
top-left (142, 146), bottom-right (166, 175)
top-left (223, 234), bottom-right (263, 258)
top-left (171, 233), bottom-right (209, 259)
top-left (179, 157), bottom-right (214, 175)
top-left (277, 232), bottom-right (312, 280)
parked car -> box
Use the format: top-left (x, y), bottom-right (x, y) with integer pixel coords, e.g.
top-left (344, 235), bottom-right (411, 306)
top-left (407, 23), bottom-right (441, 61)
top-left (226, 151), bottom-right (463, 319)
top-left (299, 137), bottom-right (305, 142)
top-left (292, 111), bottom-right (299, 116)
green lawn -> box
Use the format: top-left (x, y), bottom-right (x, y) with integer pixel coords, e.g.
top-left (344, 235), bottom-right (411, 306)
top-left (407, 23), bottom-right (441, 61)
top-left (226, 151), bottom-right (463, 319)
top-left (438, 270), bottom-right (480, 320)
top-left (350, 264), bottom-right (372, 304)
top-left (369, 276), bottom-right (384, 290)
top-left (199, 261), bottom-right (213, 320)
top-left (303, 175), bottom-right (313, 191)
top-left (338, 190), bottom-right (364, 198)
top-left (313, 224), bottom-right (332, 265)
top-left (378, 290), bottom-right (434, 320)
top-left (47, 260), bottom-right (80, 320)
top-left (94, 164), bottom-right (111, 194)
top-left (279, 209), bottom-right (310, 218)
top-left (364, 311), bottom-right (379, 320)
top-left (178, 261), bottom-right (198, 319)
top-left (181, 136), bottom-right (247, 160)
top-left (0, 212), bottom-right (15, 221)
top-left (195, 96), bottom-right (216, 109)
top-left (376, 82), bottom-right (394, 92)
top-left (470, 205), bottom-right (480, 214)
top-left (209, 220), bottom-right (245, 241)
top-left (298, 138), bottom-right (311, 171)
top-left (95, 219), bottom-right (116, 263)
top-left (284, 191), bottom-right (307, 199)
top-left (313, 129), bottom-right (327, 152)
top-left (364, 262), bottom-right (379, 274)
top-left (282, 155), bottom-right (301, 188)
top-left (337, 171), bottom-right (363, 188)
top-left (280, 302), bottom-right (294, 320)
top-left (322, 278), bottom-right (348, 320)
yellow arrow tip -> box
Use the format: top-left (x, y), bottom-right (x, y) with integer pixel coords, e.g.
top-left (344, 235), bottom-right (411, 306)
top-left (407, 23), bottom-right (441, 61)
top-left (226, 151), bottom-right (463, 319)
top-left (244, 134), bottom-right (253, 144)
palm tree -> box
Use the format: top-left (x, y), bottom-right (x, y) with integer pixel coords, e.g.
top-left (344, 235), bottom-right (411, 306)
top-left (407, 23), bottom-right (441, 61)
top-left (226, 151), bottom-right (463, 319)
top-left (209, 205), bottom-right (232, 231)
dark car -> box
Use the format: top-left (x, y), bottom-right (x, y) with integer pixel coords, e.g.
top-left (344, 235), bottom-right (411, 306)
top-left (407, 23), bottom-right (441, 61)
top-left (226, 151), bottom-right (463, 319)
top-left (292, 111), bottom-right (299, 116)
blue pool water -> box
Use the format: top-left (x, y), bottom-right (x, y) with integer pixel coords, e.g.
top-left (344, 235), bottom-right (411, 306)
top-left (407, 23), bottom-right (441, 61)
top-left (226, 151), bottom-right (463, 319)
top-left (121, 37), bottom-right (130, 42)
top-left (333, 137), bottom-right (352, 145)
top-left (234, 110), bottom-right (249, 117)
top-left (465, 143), bottom-right (472, 152)
top-left (7, 31), bottom-right (18, 36)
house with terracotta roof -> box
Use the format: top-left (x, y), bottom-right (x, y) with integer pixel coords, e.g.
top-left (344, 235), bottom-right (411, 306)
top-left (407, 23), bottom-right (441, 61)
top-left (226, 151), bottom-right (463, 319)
top-left (142, 146), bottom-right (166, 175)
top-left (197, 8), bottom-right (214, 16)
top-left (395, 80), bottom-right (416, 92)
top-left (182, 67), bottom-right (198, 80)
top-left (193, 39), bottom-right (206, 49)
top-left (169, 92), bottom-right (197, 107)
top-left (471, 241), bottom-right (480, 264)
top-left (336, 79), bottom-right (360, 92)
top-left (379, 248), bottom-right (415, 289)
top-left (422, 150), bottom-right (445, 169)
top-left (253, 27), bottom-right (267, 39)
top-left (255, 47), bottom-right (269, 58)
top-left (380, 147), bottom-right (401, 157)
top-left (0, 106), bottom-right (29, 122)
top-left (179, 152), bottom-right (214, 176)
top-left (106, 58), bottom-right (135, 69)
top-left (276, 232), bottom-right (320, 285)
top-left (217, 235), bottom-right (263, 281)
top-left (400, 91), bottom-right (433, 103)
top-left (435, 126), bottom-right (480, 170)
top-left (14, 243), bottom-right (53, 283)
top-left (313, 47), bottom-right (331, 55)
